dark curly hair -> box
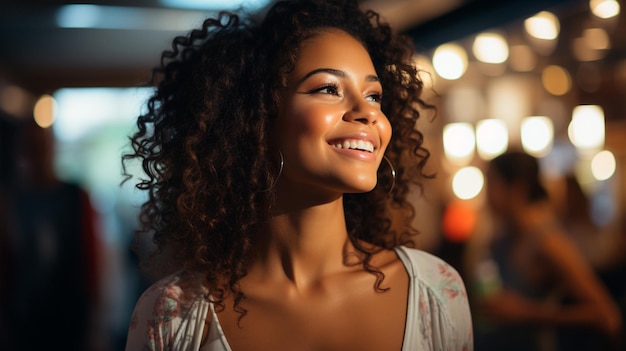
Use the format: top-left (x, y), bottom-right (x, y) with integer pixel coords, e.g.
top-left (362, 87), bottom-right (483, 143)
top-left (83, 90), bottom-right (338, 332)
top-left (122, 0), bottom-right (433, 314)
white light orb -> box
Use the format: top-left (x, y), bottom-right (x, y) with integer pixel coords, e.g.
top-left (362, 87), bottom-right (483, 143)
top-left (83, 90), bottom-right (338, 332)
top-left (590, 0), bottom-right (620, 18)
top-left (473, 32), bottom-right (509, 64)
top-left (521, 116), bottom-right (554, 157)
top-left (591, 150), bottom-right (616, 181)
top-left (433, 43), bottom-right (468, 80)
top-left (568, 105), bottom-right (605, 152)
top-left (476, 119), bottom-right (508, 160)
top-left (524, 11), bottom-right (560, 40)
top-left (443, 122), bottom-right (475, 164)
top-left (452, 166), bottom-right (484, 200)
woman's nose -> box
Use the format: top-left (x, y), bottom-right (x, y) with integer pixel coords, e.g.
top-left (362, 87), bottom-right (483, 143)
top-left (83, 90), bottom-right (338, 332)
top-left (342, 97), bottom-right (381, 125)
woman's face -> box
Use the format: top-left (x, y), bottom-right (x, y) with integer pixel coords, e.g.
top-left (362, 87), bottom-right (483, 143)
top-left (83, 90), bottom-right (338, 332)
top-left (273, 29), bottom-right (392, 198)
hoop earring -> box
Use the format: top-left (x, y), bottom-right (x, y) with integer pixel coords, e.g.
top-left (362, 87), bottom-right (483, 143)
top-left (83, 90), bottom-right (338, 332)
top-left (264, 150), bottom-right (284, 191)
top-left (380, 155), bottom-right (396, 195)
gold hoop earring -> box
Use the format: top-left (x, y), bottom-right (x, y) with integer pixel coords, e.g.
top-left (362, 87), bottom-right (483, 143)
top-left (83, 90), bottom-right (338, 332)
top-left (264, 150), bottom-right (283, 191)
top-left (380, 155), bottom-right (396, 195)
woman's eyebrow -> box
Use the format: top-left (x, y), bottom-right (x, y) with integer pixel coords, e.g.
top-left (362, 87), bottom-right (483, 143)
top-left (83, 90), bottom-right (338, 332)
top-left (297, 68), bottom-right (345, 85)
top-left (296, 68), bottom-right (380, 85)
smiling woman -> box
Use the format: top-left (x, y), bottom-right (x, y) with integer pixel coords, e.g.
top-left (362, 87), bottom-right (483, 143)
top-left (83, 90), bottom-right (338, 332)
top-left (274, 30), bottom-right (391, 195)
top-left (122, 0), bottom-right (473, 350)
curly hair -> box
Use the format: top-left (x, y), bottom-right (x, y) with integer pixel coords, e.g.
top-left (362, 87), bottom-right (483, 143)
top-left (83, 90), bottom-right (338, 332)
top-left (122, 0), bottom-right (433, 314)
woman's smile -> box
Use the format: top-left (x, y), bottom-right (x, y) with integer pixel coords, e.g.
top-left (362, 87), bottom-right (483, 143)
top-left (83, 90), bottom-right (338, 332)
top-left (328, 133), bottom-right (378, 161)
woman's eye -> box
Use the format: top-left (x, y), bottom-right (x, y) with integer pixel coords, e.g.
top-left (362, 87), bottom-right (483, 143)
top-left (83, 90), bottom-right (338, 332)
top-left (311, 85), bottom-right (340, 95)
top-left (366, 93), bottom-right (383, 103)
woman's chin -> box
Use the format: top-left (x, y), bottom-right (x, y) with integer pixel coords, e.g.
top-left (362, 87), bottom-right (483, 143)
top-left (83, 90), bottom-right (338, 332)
top-left (343, 181), bottom-right (378, 194)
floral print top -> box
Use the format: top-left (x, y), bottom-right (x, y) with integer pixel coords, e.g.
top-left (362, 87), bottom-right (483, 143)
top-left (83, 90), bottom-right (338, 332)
top-left (126, 246), bottom-right (473, 351)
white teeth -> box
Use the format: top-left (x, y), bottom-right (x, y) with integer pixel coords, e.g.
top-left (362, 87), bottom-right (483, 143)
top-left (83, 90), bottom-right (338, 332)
top-left (357, 140), bottom-right (367, 151)
top-left (333, 139), bottom-right (374, 152)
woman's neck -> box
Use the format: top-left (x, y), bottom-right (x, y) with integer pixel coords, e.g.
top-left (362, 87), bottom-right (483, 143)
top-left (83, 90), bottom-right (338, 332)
top-left (252, 196), bottom-right (352, 290)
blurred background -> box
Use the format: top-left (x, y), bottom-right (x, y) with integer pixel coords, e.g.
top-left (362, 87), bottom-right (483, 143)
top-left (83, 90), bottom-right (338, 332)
top-left (1, 0), bottom-right (625, 350)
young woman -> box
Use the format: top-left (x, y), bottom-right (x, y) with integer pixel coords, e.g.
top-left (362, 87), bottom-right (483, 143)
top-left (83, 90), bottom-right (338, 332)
top-left (123, 1), bottom-right (472, 350)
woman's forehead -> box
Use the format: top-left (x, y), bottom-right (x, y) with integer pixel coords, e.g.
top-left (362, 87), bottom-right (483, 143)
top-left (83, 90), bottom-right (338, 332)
top-left (290, 30), bottom-right (374, 73)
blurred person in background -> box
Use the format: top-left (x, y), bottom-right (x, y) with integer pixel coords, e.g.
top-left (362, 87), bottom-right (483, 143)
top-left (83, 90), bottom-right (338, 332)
top-left (470, 151), bottom-right (622, 351)
top-left (555, 174), bottom-right (626, 350)
top-left (0, 119), bottom-right (103, 350)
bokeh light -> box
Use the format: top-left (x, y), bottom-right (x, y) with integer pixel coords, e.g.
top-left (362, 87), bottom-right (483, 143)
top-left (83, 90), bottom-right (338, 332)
top-left (33, 94), bottom-right (57, 128)
top-left (590, 0), bottom-right (620, 18)
top-left (443, 122), bottom-right (475, 165)
top-left (521, 116), bottom-right (553, 157)
top-left (542, 65), bottom-right (572, 96)
top-left (524, 11), bottom-right (560, 40)
top-left (568, 104), bottom-right (605, 152)
top-left (584, 27), bottom-right (610, 50)
top-left (473, 32), bottom-right (509, 64)
top-left (433, 43), bottom-right (468, 80)
top-left (509, 44), bottom-right (537, 72)
top-left (442, 200), bottom-right (477, 242)
top-left (476, 119), bottom-right (508, 160)
top-left (591, 150), bottom-right (616, 181)
top-left (452, 166), bottom-right (484, 200)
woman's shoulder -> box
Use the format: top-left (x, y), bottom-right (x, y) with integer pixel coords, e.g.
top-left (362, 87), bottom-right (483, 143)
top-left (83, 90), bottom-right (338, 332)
top-left (133, 271), bottom-right (207, 316)
top-left (396, 246), bottom-right (468, 301)
top-left (396, 246), bottom-right (461, 279)
top-left (395, 246), bottom-right (474, 350)
top-left (126, 271), bottom-right (210, 351)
